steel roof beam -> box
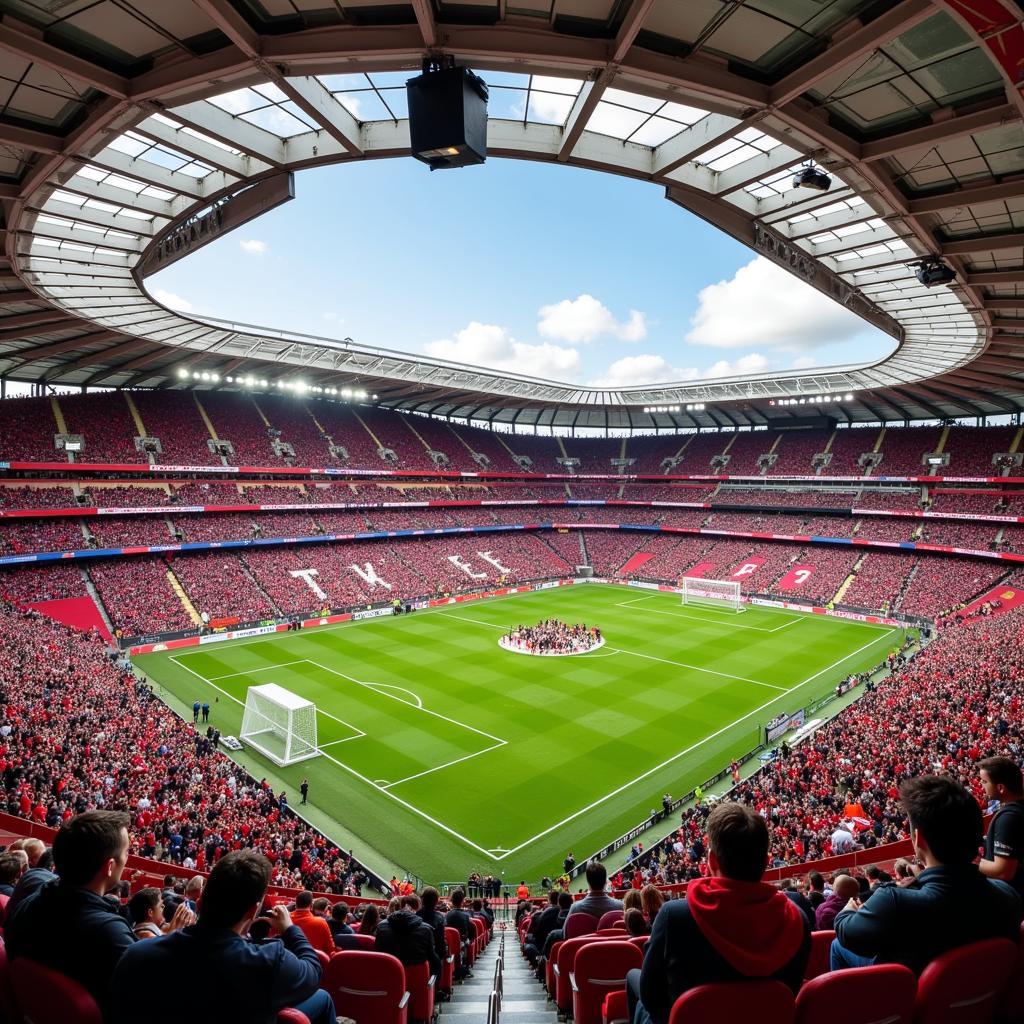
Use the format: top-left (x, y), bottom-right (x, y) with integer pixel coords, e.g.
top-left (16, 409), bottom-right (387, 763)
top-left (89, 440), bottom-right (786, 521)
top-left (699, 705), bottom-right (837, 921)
top-left (77, 148), bottom-right (216, 200)
top-left (133, 115), bottom-right (270, 179)
top-left (715, 145), bottom-right (807, 196)
top-left (966, 269), bottom-right (1024, 286)
top-left (0, 16), bottom-right (130, 98)
top-left (862, 103), bottom-right (1020, 162)
top-left (940, 232), bottom-right (1024, 258)
top-left (767, 0), bottom-right (935, 108)
top-left (45, 336), bottom-right (155, 377)
top-left (0, 289), bottom-right (39, 306)
top-left (908, 178), bottom-right (1024, 215)
top-left (0, 309), bottom-right (72, 332)
top-left (410, 0), bottom-right (438, 48)
top-left (165, 101), bottom-right (288, 167)
top-left (6, 329), bottom-right (122, 364)
top-left (558, 72), bottom-right (613, 162)
top-left (278, 76), bottom-right (363, 157)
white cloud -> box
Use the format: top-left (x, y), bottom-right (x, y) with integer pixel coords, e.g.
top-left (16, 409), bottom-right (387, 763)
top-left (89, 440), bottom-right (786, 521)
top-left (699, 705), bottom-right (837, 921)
top-left (239, 239), bottom-right (267, 255)
top-left (537, 294), bottom-right (648, 344)
top-left (686, 256), bottom-right (870, 352)
top-left (426, 322), bottom-right (581, 381)
top-left (588, 351), bottom-right (770, 387)
top-left (152, 287), bottom-right (193, 313)
top-left (791, 355), bottom-right (817, 370)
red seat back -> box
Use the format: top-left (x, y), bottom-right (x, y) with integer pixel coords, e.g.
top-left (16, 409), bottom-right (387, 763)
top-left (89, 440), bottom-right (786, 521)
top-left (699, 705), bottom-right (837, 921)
top-left (354, 933), bottom-right (377, 950)
top-left (322, 950), bottom-right (408, 1024)
top-left (915, 938), bottom-right (1017, 1024)
top-left (997, 924), bottom-right (1024, 1024)
top-left (573, 941), bottom-right (644, 1024)
top-left (668, 981), bottom-right (795, 1024)
top-left (405, 959), bottom-right (435, 1022)
top-left (556, 936), bottom-right (612, 1013)
top-left (598, 911), bottom-right (625, 930)
top-left (796, 965), bottom-right (916, 1024)
top-left (0, 938), bottom-right (21, 1024)
top-left (277, 1011), bottom-right (312, 1024)
top-left (565, 913), bottom-right (600, 940)
top-left (315, 949), bottom-right (330, 969)
top-left (10, 959), bottom-right (103, 1024)
top-left (0, 894), bottom-right (9, 928)
top-left (629, 935), bottom-right (649, 951)
top-left (804, 930), bottom-right (835, 982)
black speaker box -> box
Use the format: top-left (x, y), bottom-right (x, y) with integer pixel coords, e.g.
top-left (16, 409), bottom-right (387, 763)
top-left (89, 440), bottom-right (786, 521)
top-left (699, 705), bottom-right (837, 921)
top-left (407, 66), bottom-right (489, 170)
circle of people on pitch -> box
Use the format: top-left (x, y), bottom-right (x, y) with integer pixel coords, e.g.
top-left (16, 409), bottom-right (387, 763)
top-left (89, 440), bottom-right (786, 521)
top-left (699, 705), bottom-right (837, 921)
top-left (502, 619), bottom-right (602, 655)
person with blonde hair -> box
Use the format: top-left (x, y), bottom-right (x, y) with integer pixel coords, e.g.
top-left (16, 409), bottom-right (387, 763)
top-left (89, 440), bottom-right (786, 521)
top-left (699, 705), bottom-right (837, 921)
top-left (622, 889), bottom-right (643, 914)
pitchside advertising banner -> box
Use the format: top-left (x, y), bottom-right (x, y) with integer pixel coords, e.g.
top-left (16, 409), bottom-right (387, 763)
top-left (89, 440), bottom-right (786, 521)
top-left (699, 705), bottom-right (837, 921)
top-left (765, 709), bottom-right (807, 743)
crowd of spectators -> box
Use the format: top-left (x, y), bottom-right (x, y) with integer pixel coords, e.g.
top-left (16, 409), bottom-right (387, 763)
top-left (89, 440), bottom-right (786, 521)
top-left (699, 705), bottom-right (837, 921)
top-left (0, 484), bottom-right (79, 509)
top-left (0, 562), bottom-right (86, 604)
top-left (628, 604), bottom-right (1024, 881)
top-left (838, 553), bottom-right (917, 612)
top-left (0, 518), bottom-right (86, 555)
top-left (131, 392), bottom-right (222, 467)
top-left (88, 558), bottom-right (193, 637)
top-left (0, 602), bottom-right (374, 897)
top-left (165, 552), bottom-right (276, 623)
top-left (60, 392), bottom-right (141, 464)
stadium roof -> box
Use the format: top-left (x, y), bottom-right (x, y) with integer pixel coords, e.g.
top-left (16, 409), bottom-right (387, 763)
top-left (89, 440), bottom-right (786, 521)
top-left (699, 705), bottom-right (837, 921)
top-left (0, 0), bottom-right (1022, 431)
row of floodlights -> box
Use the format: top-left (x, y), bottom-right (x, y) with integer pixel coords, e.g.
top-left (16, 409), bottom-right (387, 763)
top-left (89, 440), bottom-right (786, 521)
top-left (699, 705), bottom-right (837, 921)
top-left (642, 403), bottom-right (706, 414)
top-left (769, 393), bottom-right (855, 406)
top-left (175, 367), bottom-right (375, 399)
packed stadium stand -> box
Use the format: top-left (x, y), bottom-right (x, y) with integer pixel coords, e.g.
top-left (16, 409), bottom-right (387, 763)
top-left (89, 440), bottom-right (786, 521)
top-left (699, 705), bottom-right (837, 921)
top-left (5, 2), bottom-right (1024, 1017)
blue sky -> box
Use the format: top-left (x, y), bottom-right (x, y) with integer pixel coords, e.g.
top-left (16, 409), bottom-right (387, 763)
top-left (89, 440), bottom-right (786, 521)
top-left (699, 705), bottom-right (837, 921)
top-left (151, 157), bottom-right (894, 388)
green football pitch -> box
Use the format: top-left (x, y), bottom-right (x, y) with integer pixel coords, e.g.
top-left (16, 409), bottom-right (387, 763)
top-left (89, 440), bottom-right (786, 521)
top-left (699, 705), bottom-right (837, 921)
top-left (132, 584), bottom-right (901, 885)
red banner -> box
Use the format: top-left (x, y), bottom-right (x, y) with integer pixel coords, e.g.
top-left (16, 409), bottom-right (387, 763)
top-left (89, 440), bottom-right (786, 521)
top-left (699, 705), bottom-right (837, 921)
top-left (777, 564), bottom-right (817, 591)
top-left (683, 561), bottom-right (716, 578)
top-left (728, 556), bottom-right (766, 580)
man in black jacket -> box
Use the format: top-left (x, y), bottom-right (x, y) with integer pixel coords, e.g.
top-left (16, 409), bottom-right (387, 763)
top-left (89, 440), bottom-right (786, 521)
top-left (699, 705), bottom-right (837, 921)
top-left (628, 802), bottom-right (810, 1024)
top-left (5, 811), bottom-right (143, 1015)
top-left (833, 775), bottom-right (1021, 973)
top-left (446, 888), bottom-right (473, 979)
top-left (417, 887), bottom-right (448, 968)
top-left (523, 890), bottom-right (560, 965)
top-left (377, 894), bottom-right (443, 981)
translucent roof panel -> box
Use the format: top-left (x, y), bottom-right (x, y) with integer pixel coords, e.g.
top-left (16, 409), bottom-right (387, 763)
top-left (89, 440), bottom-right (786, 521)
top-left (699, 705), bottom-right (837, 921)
top-left (208, 87), bottom-right (318, 137)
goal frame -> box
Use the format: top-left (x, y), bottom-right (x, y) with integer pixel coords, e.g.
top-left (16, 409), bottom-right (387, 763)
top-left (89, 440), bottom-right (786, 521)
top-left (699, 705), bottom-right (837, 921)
top-left (681, 577), bottom-right (744, 613)
top-left (240, 683), bottom-right (321, 767)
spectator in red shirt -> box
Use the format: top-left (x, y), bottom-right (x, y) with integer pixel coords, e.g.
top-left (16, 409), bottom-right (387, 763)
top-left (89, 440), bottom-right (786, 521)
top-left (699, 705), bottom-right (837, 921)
top-left (290, 890), bottom-right (335, 955)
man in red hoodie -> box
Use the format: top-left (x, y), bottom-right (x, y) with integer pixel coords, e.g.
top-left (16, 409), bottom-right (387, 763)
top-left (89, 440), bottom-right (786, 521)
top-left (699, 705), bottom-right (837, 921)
top-left (627, 802), bottom-right (809, 1024)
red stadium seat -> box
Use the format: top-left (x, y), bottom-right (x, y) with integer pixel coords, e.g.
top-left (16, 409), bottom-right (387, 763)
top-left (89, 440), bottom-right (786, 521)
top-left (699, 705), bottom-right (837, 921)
top-left (804, 930), bottom-right (835, 982)
top-left (565, 913), bottom-right (600, 940)
top-left (0, 938), bottom-right (21, 1024)
top-left (596, 928), bottom-right (629, 937)
top-left (629, 936), bottom-right (649, 951)
top-left (9, 959), bottom-right (103, 1024)
top-left (996, 923), bottom-right (1024, 1024)
top-left (556, 936), bottom-right (614, 1015)
top-left (598, 911), bottom-right (625, 930)
top-left (668, 981), bottom-right (795, 1024)
top-left (353, 933), bottom-right (378, 950)
top-left (603, 989), bottom-right (629, 1024)
top-left (277, 1011), bottom-right (312, 1024)
top-left (796, 965), bottom-right (916, 1024)
top-left (572, 940), bottom-right (644, 1024)
top-left (315, 949), bottom-right (330, 969)
top-left (0, 894), bottom-right (8, 928)
top-left (322, 951), bottom-right (409, 1024)
top-left (914, 938), bottom-right (1017, 1024)
top-left (404, 959), bottom-right (436, 1023)
top-left (441, 926), bottom-right (459, 994)
top-left (546, 940), bottom-right (562, 999)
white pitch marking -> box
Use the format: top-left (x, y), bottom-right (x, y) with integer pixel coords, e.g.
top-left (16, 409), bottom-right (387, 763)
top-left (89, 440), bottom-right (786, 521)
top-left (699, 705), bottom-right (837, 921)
top-left (205, 660), bottom-right (311, 680)
top-left (613, 597), bottom-right (799, 633)
top-left (363, 682), bottom-right (424, 708)
top-left (442, 611), bottom-right (787, 692)
top-left (169, 655), bottom-right (367, 741)
top-left (380, 740), bottom-right (507, 790)
top-left (166, 655), bottom-right (500, 860)
top-left (490, 625), bottom-right (897, 860)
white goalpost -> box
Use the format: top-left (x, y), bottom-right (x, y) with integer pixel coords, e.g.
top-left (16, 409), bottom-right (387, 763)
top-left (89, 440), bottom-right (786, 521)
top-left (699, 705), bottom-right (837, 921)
top-left (240, 683), bottom-right (321, 767)
top-left (681, 577), bottom-right (744, 613)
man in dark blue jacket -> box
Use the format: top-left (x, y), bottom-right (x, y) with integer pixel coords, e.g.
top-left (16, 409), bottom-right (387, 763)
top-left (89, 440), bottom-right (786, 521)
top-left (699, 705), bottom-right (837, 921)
top-left (628, 802), bottom-right (810, 1024)
top-left (833, 775), bottom-right (1022, 973)
top-left (110, 849), bottom-right (336, 1024)
top-left (5, 811), bottom-right (141, 1016)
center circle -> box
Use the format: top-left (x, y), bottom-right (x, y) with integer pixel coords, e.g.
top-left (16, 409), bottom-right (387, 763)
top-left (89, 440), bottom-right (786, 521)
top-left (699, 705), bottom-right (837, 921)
top-left (499, 621), bottom-right (605, 657)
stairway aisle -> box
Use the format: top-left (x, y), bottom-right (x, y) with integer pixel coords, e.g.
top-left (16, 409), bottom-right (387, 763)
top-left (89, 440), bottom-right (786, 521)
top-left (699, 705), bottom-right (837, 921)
top-left (445, 929), bottom-right (559, 1024)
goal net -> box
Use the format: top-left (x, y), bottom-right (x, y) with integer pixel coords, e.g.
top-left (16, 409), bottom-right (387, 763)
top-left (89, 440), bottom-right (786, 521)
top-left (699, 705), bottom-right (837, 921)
top-left (681, 577), bottom-right (744, 613)
top-left (240, 683), bottom-right (321, 767)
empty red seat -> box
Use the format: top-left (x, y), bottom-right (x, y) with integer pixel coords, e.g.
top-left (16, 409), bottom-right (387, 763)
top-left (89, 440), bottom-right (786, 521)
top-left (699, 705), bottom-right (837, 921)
top-left (9, 958), bottom-right (103, 1024)
top-left (603, 989), bottom-right (629, 1024)
top-left (404, 959), bottom-right (436, 1023)
top-left (796, 964), bottom-right (916, 1024)
top-left (572, 940), bottom-right (644, 1024)
top-left (668, 981), bottom-right (795, 1024)
top-left (598, 911), bottom-right (625, 930)
top-left (556, 936), bottom-right (614, 1015)
top-left (353, 933), bottom-right (377, 951)
top-left (915, 938), bottom-right (1017, 1024)
top-left (565, 913), bottom-right (600, 940)
top-left (804, 930), bottom-right (835, 982)
top-left (277, 1011), bottom-right (311, 1024)
top-left (441, 926), bottom-right (460, 994)
top-left (322, 950), bottom-right (409, 1024)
